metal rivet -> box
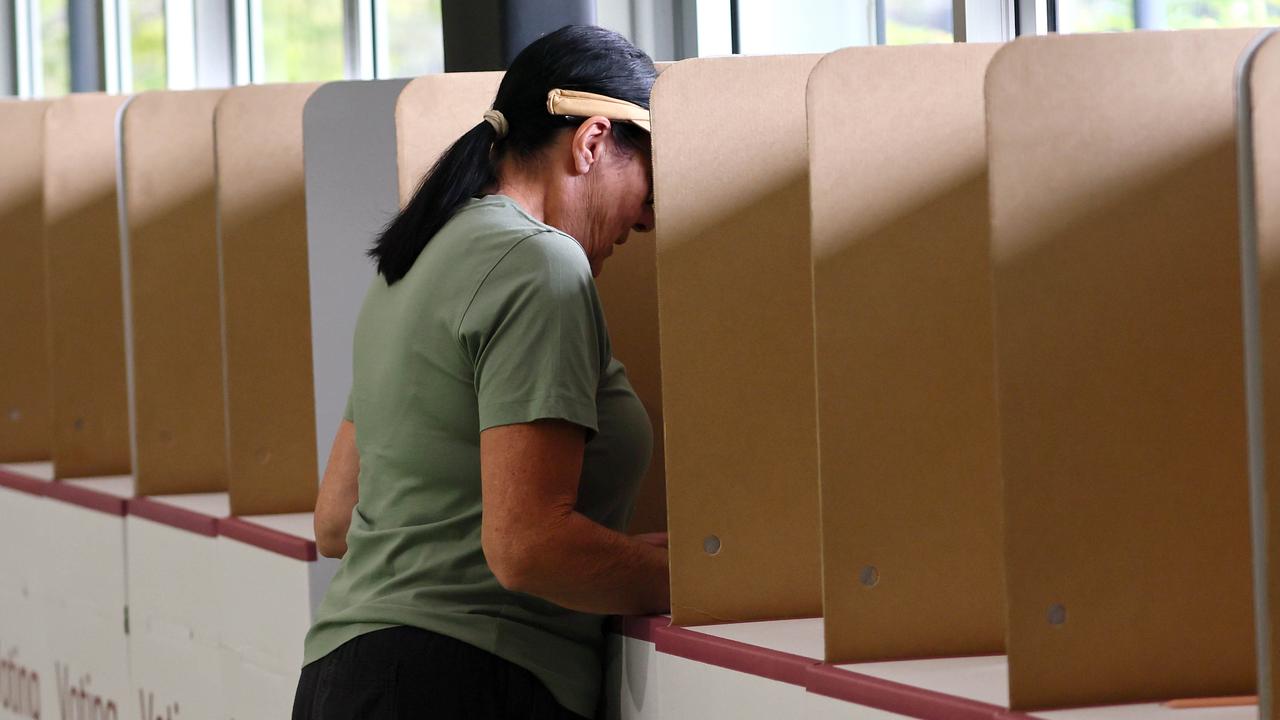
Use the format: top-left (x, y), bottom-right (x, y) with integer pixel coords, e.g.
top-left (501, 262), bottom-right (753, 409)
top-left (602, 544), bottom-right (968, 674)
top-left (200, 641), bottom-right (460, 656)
top-left (702, 535), bottom-right (721, 556)
top-left (1047, 603), bottom-right (1067, 627)
top-left (6, 408), bottom-right (20, 422)
top-left (73, 417), bottom-right (85, 431)
top-left (858, 565), bottom-right (880, 588)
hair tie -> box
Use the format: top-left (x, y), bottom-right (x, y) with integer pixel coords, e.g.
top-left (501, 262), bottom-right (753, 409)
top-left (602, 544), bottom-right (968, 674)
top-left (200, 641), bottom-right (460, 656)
top-left (483, 109), bottom-right (508, 140)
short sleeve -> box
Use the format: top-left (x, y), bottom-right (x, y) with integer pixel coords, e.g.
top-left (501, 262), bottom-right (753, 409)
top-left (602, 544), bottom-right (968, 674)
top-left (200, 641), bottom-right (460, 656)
top-left (342, 388), bottom-right (354, 423)
top-left (459, 232), bottom-right (609, 435)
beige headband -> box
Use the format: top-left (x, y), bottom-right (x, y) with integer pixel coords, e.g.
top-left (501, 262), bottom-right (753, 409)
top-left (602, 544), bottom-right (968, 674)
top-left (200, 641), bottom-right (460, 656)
top-left (546, 88), bottom-right (652, 132)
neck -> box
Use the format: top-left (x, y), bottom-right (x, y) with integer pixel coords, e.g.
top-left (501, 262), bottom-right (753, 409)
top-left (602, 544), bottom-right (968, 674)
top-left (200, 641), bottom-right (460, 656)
top-left (493, 160), bottom-right (554, 225)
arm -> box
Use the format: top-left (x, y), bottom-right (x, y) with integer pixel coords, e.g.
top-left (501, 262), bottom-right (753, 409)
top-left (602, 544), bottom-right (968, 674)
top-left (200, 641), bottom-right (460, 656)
top-left (480, 420), bottom-right (670, 615)
top-left (314, 419), bottom-right (359, 558)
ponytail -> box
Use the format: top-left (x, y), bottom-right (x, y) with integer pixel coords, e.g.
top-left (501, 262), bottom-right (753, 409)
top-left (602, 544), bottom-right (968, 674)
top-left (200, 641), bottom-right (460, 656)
top-left (368, 121), bottom-right (499, 284)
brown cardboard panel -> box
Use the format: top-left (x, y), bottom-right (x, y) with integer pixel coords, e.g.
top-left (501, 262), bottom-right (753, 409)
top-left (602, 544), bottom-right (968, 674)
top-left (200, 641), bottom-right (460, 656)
top-left (395, 70), bottom-right (669, 534)
top-left (808, 44), bottom-right (1003, 664)
top-left (0, 100), bottom-right (53, 462)
top-left (43, 93), bottom-right (133, 479)
top-left (215, 83), bottom-right (321, 516)
top-left (986, 30), bottom-right (1259, 710)
top-left (1245, 30), bottom-right (1280, 720)
top-left (652, 55), bottom-right (823, 625)
top-left (395, 72), bottom-right (505, 205)
top-left (121, 89), bottom-right (228, 496)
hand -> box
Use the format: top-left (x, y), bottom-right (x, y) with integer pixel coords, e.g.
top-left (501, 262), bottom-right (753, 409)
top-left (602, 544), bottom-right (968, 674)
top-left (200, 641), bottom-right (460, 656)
top-left (633, 532), bottom-right (668, 549)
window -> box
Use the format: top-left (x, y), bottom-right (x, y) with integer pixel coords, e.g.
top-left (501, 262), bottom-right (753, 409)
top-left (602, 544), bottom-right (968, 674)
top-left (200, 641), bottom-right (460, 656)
top-left (127, 0), bottom-right (166, 90)
top-left (1055, 0), bottom-right (1135, 32)
top-left (735, 0), bottom-right (875, 54)
top-left (1053, 0), bottom-right (1279, 32)
top-left (884, 0), bottom-right (955, 44)
top-left (373, 0), bottom-right (444, 78)
top-left (39, 0), bottom-right (69, 96)
top-left (256, 0), bottom-right (344, 83)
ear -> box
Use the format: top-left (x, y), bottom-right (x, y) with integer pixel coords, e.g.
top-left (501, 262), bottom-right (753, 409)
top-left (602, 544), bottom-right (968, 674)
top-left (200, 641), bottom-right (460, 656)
top-left (569, 116), bottom-right (613, 176)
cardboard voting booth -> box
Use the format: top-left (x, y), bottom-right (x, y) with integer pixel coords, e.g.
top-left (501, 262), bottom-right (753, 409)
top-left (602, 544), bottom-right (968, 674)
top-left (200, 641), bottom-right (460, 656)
top-left (214, 83), bottom-right (321, 517)
top-left (115, 89), bottom-right (234, 720)
top-left (807, 44), bottom-right (1004, 664)
top-left (44, 94), bottom-right (132, 480)
top-left (0, 101), bottom-right (53, 464)
top-left (650, 55), bottom-right (823, 625)
top-left (1237, 27), bottom-right (1280, 720)
top-left (394, 69), bottom-right (669, 535)
top-left (118, 89), bottom-right (228, 497)
top-left (986, 29), bottom-right (1260, 710)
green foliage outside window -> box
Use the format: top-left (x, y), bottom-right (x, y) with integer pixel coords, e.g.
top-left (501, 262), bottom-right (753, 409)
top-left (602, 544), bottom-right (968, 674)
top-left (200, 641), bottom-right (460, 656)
top-left (261, 0), bottom-right (345, 83)
top-left (131, 0), bottom-right (167, 91)
top-left (886, 0), bottom-right (954, 45)
top-left (41, 0), bottom-right (69, 96)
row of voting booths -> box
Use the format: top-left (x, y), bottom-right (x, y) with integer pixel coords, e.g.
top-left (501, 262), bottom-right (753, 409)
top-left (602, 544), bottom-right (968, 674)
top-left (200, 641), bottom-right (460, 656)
top-left (3, 23), bottom-right (1280, 720)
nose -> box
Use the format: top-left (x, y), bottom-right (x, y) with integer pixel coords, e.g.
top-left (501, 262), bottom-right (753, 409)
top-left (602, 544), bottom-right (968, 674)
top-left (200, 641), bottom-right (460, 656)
top-left (632, 203), bottom-right (655, 233)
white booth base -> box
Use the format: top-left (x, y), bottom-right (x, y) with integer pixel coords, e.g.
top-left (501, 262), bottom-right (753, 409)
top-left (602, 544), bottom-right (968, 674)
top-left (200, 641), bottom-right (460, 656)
top-left (127, 492), bottom-right (230, 720)
top-left (216, 513), bottom-right (338, 720)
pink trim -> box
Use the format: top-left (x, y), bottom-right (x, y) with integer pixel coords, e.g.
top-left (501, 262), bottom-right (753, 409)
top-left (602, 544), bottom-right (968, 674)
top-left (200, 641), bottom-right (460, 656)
top-left (612, 615), bottom-right (668, 642)
top-left (44, 481), bottom-right (127, 516)
top-left (217, 517), bottom-right (317, 561)
top-left (128, 497), bottom-right (219, 537)
top-left (0, 468), bottom-right (48, 497)
top-left (654, 625), bottom-right (818, 686)
top-left (806, 664), bottom-right (1027, 720)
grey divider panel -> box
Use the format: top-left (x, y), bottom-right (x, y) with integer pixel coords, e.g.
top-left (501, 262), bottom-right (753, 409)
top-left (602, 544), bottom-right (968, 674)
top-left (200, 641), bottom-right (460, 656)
top-left (987, 30), bottom-right (1260, 710)
top-left (394, 70), bottom-right (669, 535)
top-left (0, 99), bottom-right (53, 462)
top-left (44, 93), bottom-right (133, 479)
top-left (808, 43), bottom-right (1004, 664)
top-left (1238, 27), bottom-right (1280, 720)
top-left (118, 89), bottom-right (229, 496)
top-left (653, 55), bottom-right (823, 625)
top-left (304, 79), bottom-right (411, 482)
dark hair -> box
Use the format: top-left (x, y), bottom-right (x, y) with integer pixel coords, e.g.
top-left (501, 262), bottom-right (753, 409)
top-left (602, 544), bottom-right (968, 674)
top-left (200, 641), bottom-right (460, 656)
top-left (370, 25), bottom-right (656, 284)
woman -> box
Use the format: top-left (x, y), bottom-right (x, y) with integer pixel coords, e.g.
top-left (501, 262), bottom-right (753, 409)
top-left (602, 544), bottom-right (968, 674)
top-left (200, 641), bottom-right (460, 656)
top-left (291, 25), bottom-right (669, 720)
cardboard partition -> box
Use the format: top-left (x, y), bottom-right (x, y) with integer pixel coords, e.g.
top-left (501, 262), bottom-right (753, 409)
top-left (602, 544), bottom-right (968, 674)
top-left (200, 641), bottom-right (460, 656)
top-left (986, 29), bottom-right (1260, 710)
top-left (118, 89), bottom-right (228, 497)
top-left (214, 83), bottom-right (321, 517)
top-left (43, 94), bottom-right (133, 480)
top-left (0, 100), bottom-right (53, 463)
top-left (303, 79), bottom-right (410, 481)
top-left (651, 55), bottom-right (823, 625)
top-left (807, 44), bottom-right (1004, 664)
top-left (394, 71), bottom-right (668, 533)
top-left (1238, 27), bottom-right (1280, 720)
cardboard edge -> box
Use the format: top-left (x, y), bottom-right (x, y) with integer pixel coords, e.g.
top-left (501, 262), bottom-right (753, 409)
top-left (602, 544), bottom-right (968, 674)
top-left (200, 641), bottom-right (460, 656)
top-left (0, 467), bottom-right (49, 497)
top-left (127, 496), bottom-right (219, 537)
top-left (805, 664), bottom-right (1019, 720)
top-left (653, 625), bottom-right (817, 686)
top-left (217, 516), bottom-right (317, 561)
top-left (43, 480), bottom-right (127, 516)
top-left (1237, 26), bottom-right (1280, 720)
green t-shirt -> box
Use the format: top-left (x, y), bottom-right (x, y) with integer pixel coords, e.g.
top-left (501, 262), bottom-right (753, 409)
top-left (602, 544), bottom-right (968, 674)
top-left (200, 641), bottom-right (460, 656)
top-left (303, 195), bottom-right (653, 717)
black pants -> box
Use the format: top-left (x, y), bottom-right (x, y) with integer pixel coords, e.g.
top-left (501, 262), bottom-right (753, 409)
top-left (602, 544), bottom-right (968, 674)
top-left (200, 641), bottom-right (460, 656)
top-left (292, 626), bottom-right (591, 719)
